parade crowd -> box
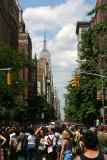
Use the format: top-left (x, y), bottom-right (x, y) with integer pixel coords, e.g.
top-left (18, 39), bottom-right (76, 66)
top-left (0, 122), bottom-right (107, 160)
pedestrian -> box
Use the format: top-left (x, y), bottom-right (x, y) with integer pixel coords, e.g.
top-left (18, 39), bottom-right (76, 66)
top-left (97, 125), bottom-right (107, 154)
top-left (10, 128), bottom-right (20, 160)
top-left (35, 126), bottom-right (47, 160)
top-left (53, 126), bottom-right (62, 160)
top-left (16, 127), bottom-right (28, 160)
top-left (60, 129), bottom-right (73, 160)
top-left (75, 130), bottom-right (107, 160)
top-left (95, 119), bottom-right (100, 127)
top-left (0, 132), bottom-right (7, 160)
top-left (1, 127), bottom-right (10, 160)
top-left (46, 126), bottom-right (54, 160)
top-left (27, 128), bottom-right (36, 160)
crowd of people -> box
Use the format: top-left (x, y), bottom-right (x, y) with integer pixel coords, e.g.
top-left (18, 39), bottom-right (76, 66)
top-left (0, 122), bottom-right (107, 160)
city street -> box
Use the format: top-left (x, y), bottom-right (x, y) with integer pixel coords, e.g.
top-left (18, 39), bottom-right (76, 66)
top-left (0, 0), bottom-right (107, 159)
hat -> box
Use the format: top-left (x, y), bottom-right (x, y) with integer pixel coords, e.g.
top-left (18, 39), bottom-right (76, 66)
top-left (62, 130), bottom-right (71, 139)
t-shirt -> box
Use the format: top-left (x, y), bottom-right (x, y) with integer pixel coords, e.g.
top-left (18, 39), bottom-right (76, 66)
top-left (80, 153), bottom-right (104, 160)
top-left (38, 137), bottom-right (46, 151)
top-left (27, 135), bottom-right (36, 145)
top-left (98, 133), bottom-right (107, 153)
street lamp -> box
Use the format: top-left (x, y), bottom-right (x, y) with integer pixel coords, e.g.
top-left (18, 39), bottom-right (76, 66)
top-left (76, 59), bottom-right (106, 124)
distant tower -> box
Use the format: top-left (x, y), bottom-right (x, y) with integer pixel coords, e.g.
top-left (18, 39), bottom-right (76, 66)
top-left (40, 33), bottom-right (51, 71)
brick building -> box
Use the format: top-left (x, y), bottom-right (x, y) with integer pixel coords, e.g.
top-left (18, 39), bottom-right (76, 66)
top-left (0, 0), bottom-right (19, 49)
top-left (91, 0), bottom-right (107, 50)
top-left (76, 0), bottom-right (107, 124)
top-left (91, 0), bottom-right (107, 26)
top-left (93, 0), bottom-right (107, 123)
top-left (18, 8), bottom-right (32, 100)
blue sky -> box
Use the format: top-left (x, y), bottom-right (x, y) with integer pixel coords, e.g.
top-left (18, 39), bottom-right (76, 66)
top-left (20, 0), bottom-right (96, 9)
top-left (19, 0), bottom-right (97, 119)
top-left (20, 0), bottom-right (67, 8)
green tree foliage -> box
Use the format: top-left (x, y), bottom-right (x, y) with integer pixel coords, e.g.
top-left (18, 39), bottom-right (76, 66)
top-left (25, 96), bottom-right (55, 122)
top-left (0, 43), bottom-right (33, 122)
top-left (64, 77), bottom-right (99, 125)
top-left (64, 3), bottom-right (107, 125)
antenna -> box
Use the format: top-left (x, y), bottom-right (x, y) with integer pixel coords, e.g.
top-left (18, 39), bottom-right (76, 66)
top-left (43, 32), bottom-right (46, 50)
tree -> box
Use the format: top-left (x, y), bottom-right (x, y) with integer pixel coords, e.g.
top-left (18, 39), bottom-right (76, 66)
top-left (64, 77), bottom-right (99, 125)
top-left (25, 96), bottom-right (55, 122)
top-left (0, 42), bottom-right (33, 122)
top-left (64, 2), bottom-right (107, 125)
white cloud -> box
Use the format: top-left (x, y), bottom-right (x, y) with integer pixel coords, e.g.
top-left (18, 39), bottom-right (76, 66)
top-left (23, 0), bottom-right (95, 119)
top-left (55, 24), bottom-right (75, 40)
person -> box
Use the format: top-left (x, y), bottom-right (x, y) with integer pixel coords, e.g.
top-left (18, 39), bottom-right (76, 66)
top-left (10, 128), bottom-right (21, 160)
top-left (27, 128), bottom-right (36, 160)
top-left (17, 127), bottom-right (28, 160)
top-left (95, 119), bottom-right (100, 127)
top-left (75, 130), bottom-right (107, 160)
top-left (35, 126), bottom-right (47, 160)
top-left (74, 128), bottom-right (81, 143)
top-left (0, 133), bottom-right (7, 160)
top-left (60, 129), bottom-right (73, 160)
top-left (97, 125), bottom-right (107, 154)
top-left (1, 127), bottom-right (10, 160)
top-left (72, 127), bottom-right (81, 157)
top-left (46, 126), bottom-right (54, 160)
top-left (53, 126), bottom-right (62, 160)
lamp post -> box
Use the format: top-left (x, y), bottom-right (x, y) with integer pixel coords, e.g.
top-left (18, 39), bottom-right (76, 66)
top-left (76, 59), bottom-right (105, 124)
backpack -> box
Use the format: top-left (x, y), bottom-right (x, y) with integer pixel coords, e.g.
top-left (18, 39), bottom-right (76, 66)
top-left (53, 133), bottom-right (61, 152)
top-left (62, 150), bottom-right (73, 160)
top-left (21, 135), bottom-right (28, 150)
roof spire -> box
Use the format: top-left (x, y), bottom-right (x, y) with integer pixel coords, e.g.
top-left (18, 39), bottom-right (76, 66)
top-left (43, 32), bottom-right (46, 50)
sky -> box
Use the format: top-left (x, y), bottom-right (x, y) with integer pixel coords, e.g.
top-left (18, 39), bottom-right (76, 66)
top-left (19, 0), bottom-right (96, 119)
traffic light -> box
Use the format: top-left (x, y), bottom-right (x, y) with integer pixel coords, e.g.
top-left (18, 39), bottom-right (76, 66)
top-left (7, 70), bottom-right (12, 85)
top-left (97, 91), bottom-right (102, 100)
top-left (71, 75), bottom-right (79, 87)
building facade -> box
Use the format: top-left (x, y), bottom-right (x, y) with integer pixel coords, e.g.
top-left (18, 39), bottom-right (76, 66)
top-left (76, 21), bottom-right (90, 61)
top-left (54, 88), bottom-right (60, 119)
top-left (91, 0), bottom-right (107, 50)
top-left (18, 8), bottom-right (33, 100)
top-left (76, 0), bottom-right (107, 124)
top-left (37, 35), bottom-right (60, 118)
top-left (0, 0), bottom-right (19, 49)
top-left (93, 0), bottom-right (107, 123)
top-left (37, 36), bottom-right (52, 103)
top-left (30, 54), bottom-right (37, 98)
